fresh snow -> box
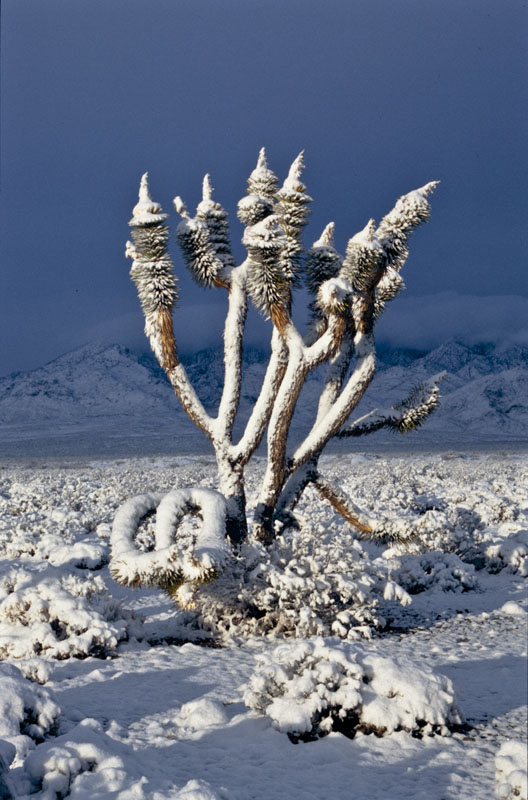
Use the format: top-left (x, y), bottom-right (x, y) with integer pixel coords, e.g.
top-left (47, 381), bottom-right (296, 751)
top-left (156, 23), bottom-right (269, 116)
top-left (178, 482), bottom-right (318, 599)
top-left (0, 453), bottom-right (526, 799)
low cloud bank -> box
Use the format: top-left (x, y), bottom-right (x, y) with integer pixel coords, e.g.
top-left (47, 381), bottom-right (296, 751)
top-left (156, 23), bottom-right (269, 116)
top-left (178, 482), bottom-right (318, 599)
top-left (86, 293), bottom-right (528, 356)
top-left (375, 292), bottom-right (528, 352)
top-left (10, 292), bottom-right (524, 378)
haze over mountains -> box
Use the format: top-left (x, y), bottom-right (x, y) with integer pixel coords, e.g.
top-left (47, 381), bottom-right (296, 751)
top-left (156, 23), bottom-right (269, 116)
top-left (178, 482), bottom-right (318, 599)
top-left (0, 340), bottom-right (526, 459)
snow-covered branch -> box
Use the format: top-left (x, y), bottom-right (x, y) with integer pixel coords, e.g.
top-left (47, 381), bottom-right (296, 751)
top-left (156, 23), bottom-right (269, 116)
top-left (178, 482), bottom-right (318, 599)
top-left (127, 174), bottom-right (214, 438)
top-left (231, 328), bottom-right (288, 465)
top-left (213, 262), bottom-right (249, 442)
top-left (340, 372), bottom-right (446, 437)
top-left (290, 331), bottom-right (376, 472)
top-left (110, 488), bottom-right (230, 605)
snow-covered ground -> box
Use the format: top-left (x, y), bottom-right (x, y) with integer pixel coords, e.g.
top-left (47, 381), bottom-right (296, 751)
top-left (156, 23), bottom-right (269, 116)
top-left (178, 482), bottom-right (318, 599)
top-left (0, 453), bottom-right (526, 799)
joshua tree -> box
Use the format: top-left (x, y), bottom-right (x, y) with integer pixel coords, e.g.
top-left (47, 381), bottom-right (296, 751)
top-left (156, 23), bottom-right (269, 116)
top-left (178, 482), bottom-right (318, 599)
top-left (111, 150), bottom-right (443, 603)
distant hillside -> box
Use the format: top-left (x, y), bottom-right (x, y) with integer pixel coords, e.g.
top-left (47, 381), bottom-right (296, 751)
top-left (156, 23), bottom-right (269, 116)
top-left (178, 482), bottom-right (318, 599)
top-left (0, 340), bottom-right (526, 457)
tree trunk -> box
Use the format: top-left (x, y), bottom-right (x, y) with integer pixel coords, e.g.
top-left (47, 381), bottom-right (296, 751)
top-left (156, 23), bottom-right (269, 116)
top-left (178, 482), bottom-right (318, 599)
top-left (217, 458), bottom-right (248, 545)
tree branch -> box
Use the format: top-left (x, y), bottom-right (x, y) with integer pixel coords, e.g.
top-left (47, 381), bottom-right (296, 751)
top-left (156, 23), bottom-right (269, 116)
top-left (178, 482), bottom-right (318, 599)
top-left (213, 263), bottom-right (249, 442)
top-left (289, 330), bottom-right (376, 472)
top-left (339, 372), bottom-right (446, 437)
top-left (312, 475), bottom-right (374, 534)
top-left (231, 327), bottom-right (288, 465)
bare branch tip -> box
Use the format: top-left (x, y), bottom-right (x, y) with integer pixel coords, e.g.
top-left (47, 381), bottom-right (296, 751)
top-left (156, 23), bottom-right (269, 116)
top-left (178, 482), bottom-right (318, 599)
top-left (257, 147), bottom-right (268, 169)
top-left (420, 180), bottom-right (441, 197)
top-left (320, 222), bottom-right (335, 247)
top-left (173, 196), bottom-right (189, 218)
top-left (138, 172), bottom-right (150, 200)
top-left (202, 173), bottom-right (213, 201)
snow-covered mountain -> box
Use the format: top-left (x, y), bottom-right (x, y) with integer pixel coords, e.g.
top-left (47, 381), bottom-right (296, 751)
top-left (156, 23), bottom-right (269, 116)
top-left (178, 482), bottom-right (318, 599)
top-left (363, 341), bottom-right (528, 441)
top-left (0, 340), bottom-right (526, 457)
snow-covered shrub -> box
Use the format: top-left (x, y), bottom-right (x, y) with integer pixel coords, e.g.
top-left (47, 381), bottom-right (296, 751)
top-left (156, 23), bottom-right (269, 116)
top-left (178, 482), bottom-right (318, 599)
top-left (0, 662), bottom-right (60, 762)
top-left (0, 564), bottom-right (141, 659)
top-left (0, 474), bottom-right (108, 576)
top-left (495, 740), bottom-right (528, 800)
top-left (23, 719), bottom-right (146, 800)
top-left (173, 779), bottom-right (225, 800)
top-left (333, 457), bottom-right (528, 574)
top-left (13, 657), bottom-right (53, 686)
top-left (244, 637), bottom-right (463, 742)
top-left (184, 522), bottom-right (410, 640)
top-left (0, 739), bottom-right (15, 800)
top-left (484, 528), bottom-right (528, 577)
top-left (383, 550), bottom-right (478, 594)
top-left (0, 511), bottom-right (106, 568)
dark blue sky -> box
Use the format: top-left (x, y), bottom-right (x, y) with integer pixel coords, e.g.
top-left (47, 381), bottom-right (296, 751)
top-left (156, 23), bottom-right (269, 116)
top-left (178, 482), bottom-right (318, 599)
top-left (1, 0), bottom-right (527, 375)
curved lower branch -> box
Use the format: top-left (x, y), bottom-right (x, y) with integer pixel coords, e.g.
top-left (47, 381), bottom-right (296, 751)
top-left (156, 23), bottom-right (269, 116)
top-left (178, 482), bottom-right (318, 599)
top-left (312, 476), bottom-right (374, 534)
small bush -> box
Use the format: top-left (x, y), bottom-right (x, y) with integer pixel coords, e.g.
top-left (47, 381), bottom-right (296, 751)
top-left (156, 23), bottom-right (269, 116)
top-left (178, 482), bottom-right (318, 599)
top-left (244, 637), bottom-right (463, 742)
top-left (0, 564), bottom-right (142, 659)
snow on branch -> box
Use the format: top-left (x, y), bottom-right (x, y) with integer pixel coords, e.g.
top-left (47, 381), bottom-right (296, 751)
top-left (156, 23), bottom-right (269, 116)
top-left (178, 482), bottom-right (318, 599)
top-left (196, 174), bottom-right (236, 270)
top-left (231, 328), bottom-right (288, 464)
top-left (247, 147), bottom-right (279, 202)
top-left (129, 172), bottom-right (169, 226)
top-left (110, 489), bottom-right (230, 602)
top-left (290, 331), bottom-right (377, 471)
top-left (341, 219), bottom-right (384, 292)
top-left (128, 175), bottom-right (214, 436)
top-left (214, 262), bottom-right (249, 441)
top-left (172, 179), bottom-right (232, 289)
top-left (127, 174), bottom-right (179, 371)
top-left (376, 181), bottom-right (440, 273)
top-left (340, 372), bottom-right (446, 437)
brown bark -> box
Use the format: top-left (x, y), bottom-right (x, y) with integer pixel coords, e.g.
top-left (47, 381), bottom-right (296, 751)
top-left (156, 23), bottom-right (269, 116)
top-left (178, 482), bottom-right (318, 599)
top-left (312, 476), bottom-right (373, 534)
top-left (158, 307), bottom-right (179, 371)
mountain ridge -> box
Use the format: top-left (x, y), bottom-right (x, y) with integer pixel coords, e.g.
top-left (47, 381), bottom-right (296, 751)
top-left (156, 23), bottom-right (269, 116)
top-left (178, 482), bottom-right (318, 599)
top-left (0, 341), bottom-right (526, 454)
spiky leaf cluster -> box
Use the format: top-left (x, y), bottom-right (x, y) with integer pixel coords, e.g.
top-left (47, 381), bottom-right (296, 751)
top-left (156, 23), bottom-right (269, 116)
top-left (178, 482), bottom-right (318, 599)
top-left (376, 182), bottom-right (439, 272)
top-left (247, 147), bottom-right (279, 202)
top-left (128, 226), bottom-right (178, 316)
top-left (196, 175), bottom-right (235, 269)
top-left (393, 373), bottom-right (444, 433)
top-left (340, 220), bottom-right (384, 292)
top-left (176, 217), bottom-right (225, 288)
top-left (317, 277), bottom-right (353, 317)
top-left (343, 374), bottom-right (444, 438)
top-left (275, 152), bottom-right (312, 285)
top-left (244, 215), bottom-right (290, 321)
top-left (373, 266), bottom-right (406, 319)
top-left (237, 194), bottom-right (274, 226)
top-left (277, 237), bottom-right (304, 285)
top-left (305, 223), bottom-right (342, 297)
top-left (275, 152), bottom-right (312, 236)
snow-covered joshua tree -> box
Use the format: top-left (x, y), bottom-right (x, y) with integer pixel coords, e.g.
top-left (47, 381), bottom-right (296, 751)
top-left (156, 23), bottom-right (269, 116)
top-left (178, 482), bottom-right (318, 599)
top-left (111, 150), bottom-right (443, 608)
